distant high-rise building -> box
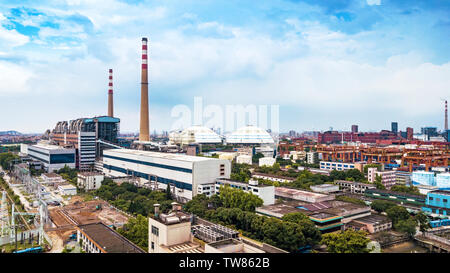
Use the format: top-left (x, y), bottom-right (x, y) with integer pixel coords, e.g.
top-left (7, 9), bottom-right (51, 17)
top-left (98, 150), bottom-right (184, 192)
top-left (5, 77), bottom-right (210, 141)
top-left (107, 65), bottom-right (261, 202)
top-left (421, 127), bottom-right (438, 137)
top-left (351, 125), bottom-right (358, 133)
top-left (391, 122), bottom-right (398, 133)
top-left (288, 130), bottom-right (297, 137)
top-left (406, 127), bottom-right (414, 140)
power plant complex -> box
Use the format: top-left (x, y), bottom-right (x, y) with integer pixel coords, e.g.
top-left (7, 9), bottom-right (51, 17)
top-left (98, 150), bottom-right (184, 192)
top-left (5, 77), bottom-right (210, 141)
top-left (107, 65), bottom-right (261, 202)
top-left (4, 36), bottom-right (450, 255)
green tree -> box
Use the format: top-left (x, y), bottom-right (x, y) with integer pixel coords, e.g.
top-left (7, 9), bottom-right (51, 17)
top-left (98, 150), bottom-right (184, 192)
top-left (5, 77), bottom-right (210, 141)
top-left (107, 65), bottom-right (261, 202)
top-left (219, 185), bottom-right (263, 212)
top-left (370, 200), bottom-right (397, 213)
top-left (320, 229), bottom-right (372, 253)
top-left (415, 212), bottom-right (431, 232)
top-left (166, 183), bottom-right (172, 200)
top-left (252, 153), bottom-right (264, 164)
top-left (184, 194), bottom-right (210, 217)
top-left (336, 195), bottom-right (366, 206)
top-left (118, 214), bottom-right (148, 251)
top-left (395, 217), bottom-right (417, 238)
top-left (390, 185), bottom-right (421, 195)
top-left (281, 212), bottom-right (310, 223)
top-left (363, 164), bottom-right (381, 174)
top-left (386, 205), bottom-right (410, 225)
top-left (374, 175), bottom-right (386, 190)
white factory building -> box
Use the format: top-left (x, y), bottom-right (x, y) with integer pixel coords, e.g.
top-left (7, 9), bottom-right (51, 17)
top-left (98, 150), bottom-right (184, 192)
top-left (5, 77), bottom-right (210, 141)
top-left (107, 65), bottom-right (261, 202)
top-left (102, 149), bottom-right (231, 201)
top-left (25, 143), bottom-right (76, 172)
top-left (169, 126), bottom-right (222, 146)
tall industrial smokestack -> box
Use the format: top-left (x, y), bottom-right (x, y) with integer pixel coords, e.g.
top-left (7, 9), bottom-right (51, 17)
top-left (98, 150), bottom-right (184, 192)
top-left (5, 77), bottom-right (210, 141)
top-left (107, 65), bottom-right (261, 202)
top-left (139, 37), bottom-right (150, 142)
top-left (108, 69), bottom-right (114, 117)
top-left (445, 100), bottom-right (448, 131)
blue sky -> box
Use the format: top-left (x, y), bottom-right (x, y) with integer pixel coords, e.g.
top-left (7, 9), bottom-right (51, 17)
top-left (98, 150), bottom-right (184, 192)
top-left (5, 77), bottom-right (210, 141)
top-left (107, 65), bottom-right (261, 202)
top-left (0, 0), bottom-right (449, 134)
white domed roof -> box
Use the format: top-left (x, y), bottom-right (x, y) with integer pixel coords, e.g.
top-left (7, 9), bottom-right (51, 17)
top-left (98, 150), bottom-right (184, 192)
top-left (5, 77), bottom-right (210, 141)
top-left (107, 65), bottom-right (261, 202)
top-left (226, 125), bottom-right (274, 144)
top-left (170, 125), bottom-right (221, 145)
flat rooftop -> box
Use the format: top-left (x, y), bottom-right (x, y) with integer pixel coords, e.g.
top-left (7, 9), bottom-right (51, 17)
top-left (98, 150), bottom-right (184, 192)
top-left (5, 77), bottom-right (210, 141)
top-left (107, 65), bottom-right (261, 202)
top-left (335, 180), bottom-right (375, 187)
top-left (105, 148), bottom-right (222, 162)
top-left (275, 187), bottom-right (330, 198)
top-left (31, 143), bottom-right (70, 150)
top-left (429, 190), bottom-right (450, 196)
top-left (78, 172), bottom-right (104, 176)
top-left (252, 173), bottom-right (295, 180)
top-left (216, 178), bottom-right (272, 188)
top-left (354, 214), bottom-right (391, 225)
top-left (78, 222), bottom-right (145, 253)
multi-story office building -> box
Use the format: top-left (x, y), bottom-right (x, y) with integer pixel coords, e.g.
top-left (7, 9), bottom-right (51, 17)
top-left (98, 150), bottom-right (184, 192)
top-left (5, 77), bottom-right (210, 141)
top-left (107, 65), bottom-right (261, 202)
top-left (103, 148), bottom-right (231, 201)
top-left (26, 143), bottom-right (75, 172)
top-left (368, 169), bottom-right (396, 189)
top-left (77, 172), bottom-right (105, 191)
top-left (395, 170), bottom-right (412, 186)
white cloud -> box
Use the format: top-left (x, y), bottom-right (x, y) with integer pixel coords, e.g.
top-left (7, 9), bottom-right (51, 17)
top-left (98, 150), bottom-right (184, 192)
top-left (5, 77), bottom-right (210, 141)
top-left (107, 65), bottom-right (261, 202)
top-left (0, 13), bottom-right (30, 52)
top-left (0, 61), bottom-right (34, 94)
top-left (367, 0), bottom-right (381, 6)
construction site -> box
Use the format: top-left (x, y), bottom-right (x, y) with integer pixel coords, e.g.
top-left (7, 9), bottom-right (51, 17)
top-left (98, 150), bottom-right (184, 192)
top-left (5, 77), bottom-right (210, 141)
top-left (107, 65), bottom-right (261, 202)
top-left (46, 196), bottom-right (130, 252)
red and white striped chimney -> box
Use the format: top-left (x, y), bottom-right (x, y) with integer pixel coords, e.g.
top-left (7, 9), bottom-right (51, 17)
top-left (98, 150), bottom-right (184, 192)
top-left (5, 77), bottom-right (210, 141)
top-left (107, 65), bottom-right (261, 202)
top-left (108, 68), bottom-right (114, 117)
top-left (139, 37), bottom-right (150, 142)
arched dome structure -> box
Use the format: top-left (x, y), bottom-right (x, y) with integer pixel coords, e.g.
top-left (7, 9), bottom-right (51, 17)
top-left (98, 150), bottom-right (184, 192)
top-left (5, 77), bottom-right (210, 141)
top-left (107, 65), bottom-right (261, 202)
top-left (226, 125), bottom-right (274, 144)
top-left (169, 125), bottom-right (222, 145)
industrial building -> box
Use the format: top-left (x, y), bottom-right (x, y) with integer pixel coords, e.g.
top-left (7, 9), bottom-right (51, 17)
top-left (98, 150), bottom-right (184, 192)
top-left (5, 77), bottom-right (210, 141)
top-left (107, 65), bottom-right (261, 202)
top-left (102, 148), bottom-right (231, 201)
top-left (256, 200), bottom-right (371, 233)
top-left (77, 222), bottom-right (145, 253)
top-left (50, 116), bottom-right (121, 170)
top-left (422, 190), bottom-right (450, 217)
top-left (412, 171), bottom-right (450, 189)
top-left (317, 130), bottom-right (401, 144)
top-left (25, 143), bottom-right (76, 172)
top-left (346, 214), bottom-right (392, 234)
